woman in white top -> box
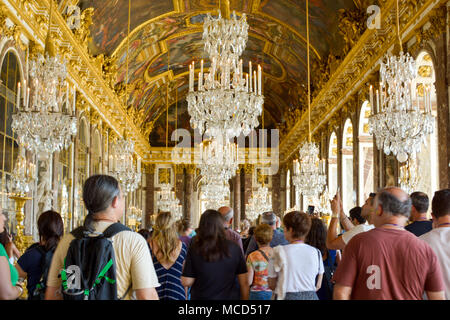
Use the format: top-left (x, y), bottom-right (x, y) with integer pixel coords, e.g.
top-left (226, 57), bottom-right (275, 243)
top-left (268, 211), bottom-right (323, 300)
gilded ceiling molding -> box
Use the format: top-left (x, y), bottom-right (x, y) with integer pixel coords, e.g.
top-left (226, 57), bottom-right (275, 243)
top-left (1, 0), bottom-right (152, 159)
top-left (279, 0), bottom-right (442, 165)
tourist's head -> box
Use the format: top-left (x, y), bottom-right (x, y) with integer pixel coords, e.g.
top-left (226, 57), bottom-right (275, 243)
top-left (410, 191), bottom-right (429, 220)
top-left (361, 193), bottom-right (377, 219)
top-left (373, 187), bottom-right (412, 227)
top-left (137, 228), bottom-right (152, 241)
top-left (218, 206), bottom-right (234, 227)
top-left (349, 206), bottom-right (365, 225)
top-left (282, 211), bottom-right (312, 241)
top-left (254, 223), bottom-right (273, 247)
top-left (151, 211), bottom-right (179, 263)
top-left (193, 209), bottom-right (229, 262)
top-left (82, 174), bottom-right (124, 232)
top-left (305, 217), bottom-right (327, 255)
top-left (240, 219), bottom-right (250, 232)
top-left (261, 212), bottom-right (277, 229)
top-left (38, 210), bottom-right (64, 251)
top-left (431, 189), bottom-right (450, 219)
top-left (178, 219), bottom-right (192, 235)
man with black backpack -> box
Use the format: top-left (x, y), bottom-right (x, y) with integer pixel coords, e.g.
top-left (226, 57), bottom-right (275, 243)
top-left (45, 175), bottom-right (160, 300)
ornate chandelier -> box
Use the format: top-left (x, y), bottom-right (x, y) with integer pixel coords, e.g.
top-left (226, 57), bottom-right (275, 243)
top-left (292, 0), bottom-right (327, 199)
top-left (156, 183), bottom-right (183, 221)
top-left (12, 1), bottom-right (77, 157)
top-left (293, 143), bottom-right (327, 198)
top-left (109, 136), bottom-right (141, 193)
top-left (368, 0), bottom-right (434, 163)
top-left (7, 147), bottom-right (35, 197)
top-left (186, 3), bottom-right (264, 140)
top-left (202, 181), bottom-right (229, 210)
top-left (246, 185), bottom-right (272, 222)
top-left (198, 138), bottom-right (239, 185)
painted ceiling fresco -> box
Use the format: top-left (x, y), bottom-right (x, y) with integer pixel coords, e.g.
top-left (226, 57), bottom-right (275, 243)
top-left (78, 0), bottom-right (363, 146)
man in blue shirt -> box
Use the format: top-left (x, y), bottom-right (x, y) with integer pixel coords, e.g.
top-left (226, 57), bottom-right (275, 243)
top-left (405, 191), bottom-right (433, 237)
top-left (245, 211), bottom-right (289, 257)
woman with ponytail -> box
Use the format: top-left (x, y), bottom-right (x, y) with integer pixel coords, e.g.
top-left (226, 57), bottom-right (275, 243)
top-left (149, 212), bottom-right (187, 300)
top-left (16, 210), bottom-right (64, 299)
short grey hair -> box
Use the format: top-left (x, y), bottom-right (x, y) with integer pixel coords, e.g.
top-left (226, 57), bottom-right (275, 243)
top-left (222, 207), bottom-right (234, 222)
top-left (261, 212), bottom-right (277, 225)
top-left (376, 190), bottom-right (412, 218)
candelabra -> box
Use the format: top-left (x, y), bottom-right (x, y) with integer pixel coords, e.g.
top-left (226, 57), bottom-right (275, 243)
top-left (128, 206), bottom-right (143, 231)
top-left (292, 142), bottom-right (327, 198)
top-left (202, 181), bottom-right (229, 210)
top-left (7, 147), bottom-right (35, 253)
top-left (156, 184), bottom-right (183, 221)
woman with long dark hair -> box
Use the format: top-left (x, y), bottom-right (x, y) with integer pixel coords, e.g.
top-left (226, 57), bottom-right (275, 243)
top-left (305, 217), bottom-right (338, 300)
top-left (181, 210), bottom-right (249, 300)
top-left (16, 210), bottom-right (64, 299)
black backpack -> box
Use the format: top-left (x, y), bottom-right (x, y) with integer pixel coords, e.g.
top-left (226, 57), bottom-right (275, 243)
top-left (24, 243), bottom-right (54, 300)
top-left (60, 223), bottom-right (131, 300)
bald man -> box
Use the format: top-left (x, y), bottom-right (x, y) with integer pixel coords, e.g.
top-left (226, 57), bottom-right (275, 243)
top-left (333, 187), bottom-right (445, 300)
top-left (218, 206), bottom-right (244, 255)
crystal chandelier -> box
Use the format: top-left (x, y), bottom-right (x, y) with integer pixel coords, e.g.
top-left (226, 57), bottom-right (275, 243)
top-left (292, 0), bottom-right (327, 199)
top-left (197, 138), bottom-right (239, 185)
top-left (202, 181), bottom-right (229, 210)
top-left (109, 136), bottom-right (141, 193)
top-left (12, 1), bottom-right (77, 156)
top-left (186, 2), bottom-right (264, 140)
top-left (368, 0), bottom-right (434, 163)
top-left (156, 183), bottom-right (183, 221)
top-left (293, 143), bottom-right (327, 197)
top-left (7, 147), bottom-right (36, 197)
top-left (398, 159), bottom-right (419, 194)
top-left (246, 185), bottom-right (272, 222)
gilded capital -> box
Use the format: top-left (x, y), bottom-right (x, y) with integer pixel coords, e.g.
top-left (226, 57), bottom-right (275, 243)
top-left (244, 164), bottom-right (254, 175)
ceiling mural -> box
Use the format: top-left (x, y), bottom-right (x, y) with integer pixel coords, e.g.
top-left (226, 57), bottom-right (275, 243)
top-left (77, 0), bottom-right (364, 146)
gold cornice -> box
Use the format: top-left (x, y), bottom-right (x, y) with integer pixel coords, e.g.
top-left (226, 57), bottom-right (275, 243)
top-left (3, 0), bottom-right (151, 159)
top-left (279, 0), bottom-right (443, 164)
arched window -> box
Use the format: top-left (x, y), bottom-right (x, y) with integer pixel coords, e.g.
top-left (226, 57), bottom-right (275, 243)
top-left (328, 132), bottom-right (338, 197)
top-left (342, 119), bottom-right (355, 214)
top-left (74, 118), bottom-right (89, 227)
top-left (403, 52), bottom-right (439, 203)
top-left (286, 169), bottom-right (291, 209)
top-left (0, 51), bottom-right (21, 234)
top-left (91, 129), bottom-right (101, 174)
top-left (358, 101), bottom-right (374, 205)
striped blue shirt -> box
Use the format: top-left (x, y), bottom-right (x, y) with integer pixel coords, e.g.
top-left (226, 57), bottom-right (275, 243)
top-left (151, 242), bottom-right (187, 300)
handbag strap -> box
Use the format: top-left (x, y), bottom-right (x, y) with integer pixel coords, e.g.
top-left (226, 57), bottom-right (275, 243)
top-left (257, 249), bottom-right (270, 262)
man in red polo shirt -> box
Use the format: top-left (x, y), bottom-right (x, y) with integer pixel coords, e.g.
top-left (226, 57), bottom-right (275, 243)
top-left (333, 187), bottom-right (445, 300)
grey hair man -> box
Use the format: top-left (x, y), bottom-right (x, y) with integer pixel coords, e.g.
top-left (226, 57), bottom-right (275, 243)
top-left (245, 211), bottom-right (289, 257)
top-left (333, 187), bottom-right (445, 300)
top-left (218, 206), bottom-right (244, 255)
top-left (405, 191), bottom-right (432, 237)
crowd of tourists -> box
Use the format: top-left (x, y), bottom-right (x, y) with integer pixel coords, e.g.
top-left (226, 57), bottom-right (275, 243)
top-left (0, 174), bottom-right (448, 300)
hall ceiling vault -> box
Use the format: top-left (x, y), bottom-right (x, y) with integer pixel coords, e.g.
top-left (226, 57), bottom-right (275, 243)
top-left (75, 0), bottom-right (365, 148)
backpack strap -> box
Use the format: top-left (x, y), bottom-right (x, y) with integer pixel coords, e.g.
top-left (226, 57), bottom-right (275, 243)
top-left (102, 223), bottom-right (132, 238)
top-left (71, 226), bottom-right (87, 239)
top-left (257, 249), bottom-right (270, 263)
